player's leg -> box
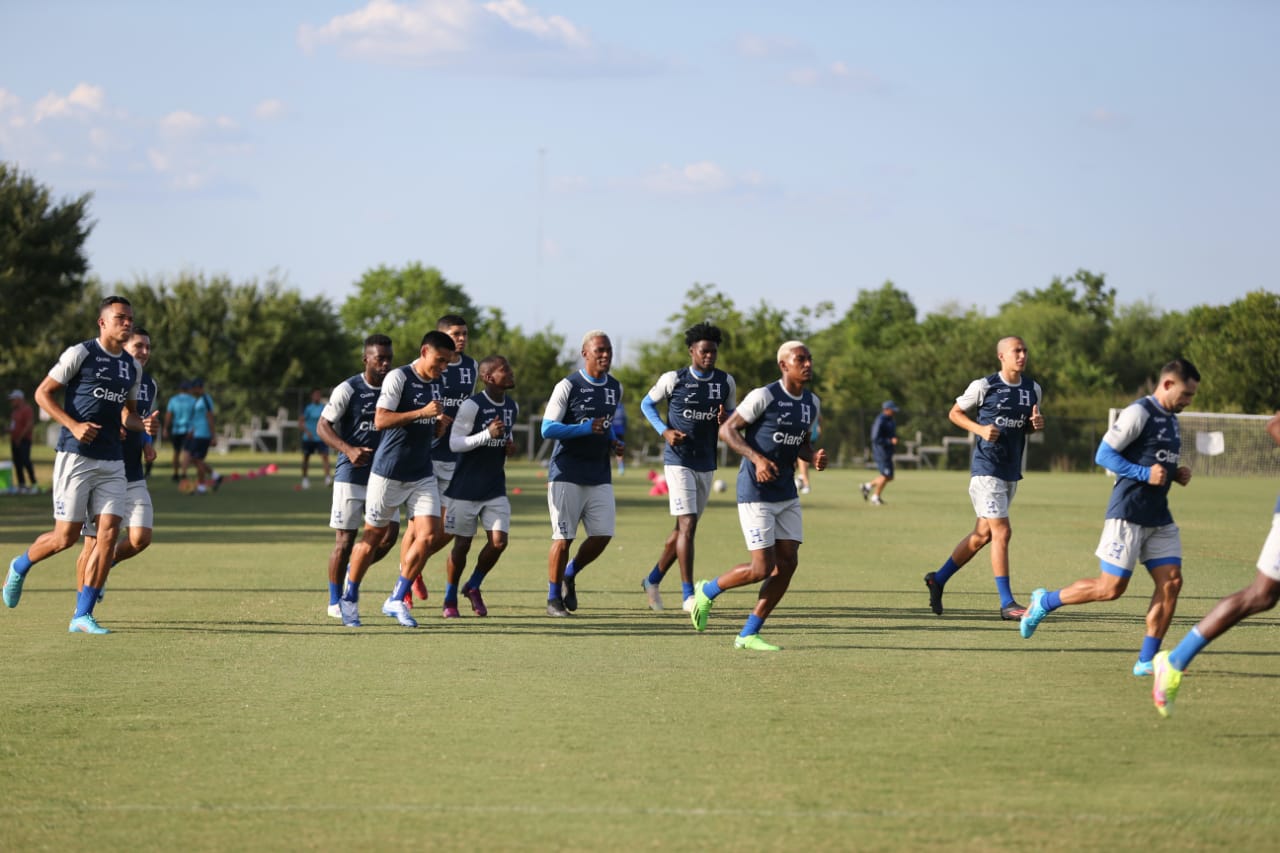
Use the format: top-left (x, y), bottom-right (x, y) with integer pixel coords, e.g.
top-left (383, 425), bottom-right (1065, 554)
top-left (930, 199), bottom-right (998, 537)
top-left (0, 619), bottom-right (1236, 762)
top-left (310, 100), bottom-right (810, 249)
top-left (113, 525), bottom-right (152, 563)
top-left (642, 524), bottom-right (680, 610)
top-left (547, 538), bottom-right (573, 616)
top-left (7, 453), bottom-right (94, 607)
top-left (75, 533), bottom-right (96, 593)
top-left (1020, 523), bottom-right (1135, 639)
top-left (734, 504), bottom-right (803, 650)
top-left (111, 481), bottom-right (153, 564)
top-left (441, 498), bottom-right (477, 618)
top-left (327, 481), bottom-right (362, 615)
top-left (69, 508), bottom-right (122, 633)
top-left (1130, 559), bottom-right (1183, 675)
top-left (339, 474), bottom-right (400, 626)
top-left (300, 447), bottom-right (311, 487)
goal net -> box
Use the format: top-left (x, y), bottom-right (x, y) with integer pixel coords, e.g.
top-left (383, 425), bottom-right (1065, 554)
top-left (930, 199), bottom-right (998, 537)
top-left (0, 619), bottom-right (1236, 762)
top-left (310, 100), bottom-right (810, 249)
top-left (1106, 410), bottom-right (1280, 478)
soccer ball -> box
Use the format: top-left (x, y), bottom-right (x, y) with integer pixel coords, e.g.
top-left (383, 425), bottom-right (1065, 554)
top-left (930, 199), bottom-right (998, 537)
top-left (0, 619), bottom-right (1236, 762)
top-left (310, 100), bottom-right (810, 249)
top-left (712, 479), bottom-right (726, 493)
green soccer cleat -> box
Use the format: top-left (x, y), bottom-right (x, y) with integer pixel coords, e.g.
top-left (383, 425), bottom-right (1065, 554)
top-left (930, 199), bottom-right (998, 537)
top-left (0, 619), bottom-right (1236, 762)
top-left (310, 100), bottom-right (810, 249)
top-left (1152, 651), bottom-right (1183, 718)
top-left (733, 633), bottom-right (781, 651)
top-left (690, 580), bottom-right (714, 631)
top-left (3, 560), bottom-right (26, 608)
top-left (68, 614), bottom-right (110, 634)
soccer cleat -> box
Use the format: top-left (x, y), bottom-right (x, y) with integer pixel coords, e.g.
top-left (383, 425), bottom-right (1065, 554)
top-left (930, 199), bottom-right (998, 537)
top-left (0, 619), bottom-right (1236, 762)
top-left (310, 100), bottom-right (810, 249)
top-left (1132, 659), bottom-right (1154, 677)
top-left (412, 576), bottom-right (430, 601)
top-left (441, 604), bottom-right (461, 619)
top-left (212, 473), bottom-right (224, 491)
top-left (327, 603), bottom-right (342, 619)
top-left (1000, 602), bottom-right (1026, 621)
top-left (682, 596), bottom-right (695, 613)
top-left (1152, 651), bottom-right (1183, 717)
top-left (1019, 588), bottom-right (1048, 638)
top-left (324, 475), bottom-right (333, 487)
top-left (924, 572), bottom-right (944, 616)
top-left (860, 482), bottom-right (871, 501)
top-left (4, 560), bottom-right (26, 608)
top-left (339, 598), bottom-right (361, 627)
top-left (546, 598), bottom-right (569, 617)
top-left (463, 586), bottom-right (488, 617)
top-left (68, 613), bottom-right (110, 634)
top-left (733, 633), bottom-right (781, 651)
top-left (690, 580), bottom-right (714, 631)
top-left (799, 485), bottom-right (811, 495)
top-left (870, 495), bottom-right (884, 506)
top-left (381, 598), bottom-right (418, 628)
top-left (301, 477), bottom-right (311, 490)
top-left (562, 575), bottom-right (578, 612)
top-left (641, 576), bottom-right (664, 611)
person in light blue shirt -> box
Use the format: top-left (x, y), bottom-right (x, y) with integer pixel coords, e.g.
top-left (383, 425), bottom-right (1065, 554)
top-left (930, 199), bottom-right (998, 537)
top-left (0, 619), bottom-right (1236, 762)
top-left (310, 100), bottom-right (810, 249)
top-left (1021, 358), bottom-right (1199, 680)
top-left (298, 387), bottom-right (331, 489)
top-left (163, 380), bottom-right (194, 481)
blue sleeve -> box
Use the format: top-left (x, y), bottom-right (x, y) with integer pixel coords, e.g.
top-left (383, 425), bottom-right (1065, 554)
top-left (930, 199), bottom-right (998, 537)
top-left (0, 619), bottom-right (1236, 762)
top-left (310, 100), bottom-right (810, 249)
top-left (1095, 440), bottom-right (1150, 481)
top-left (640, 395), bottom-right (668, 435)
top-left (541, 419), bottom-right (594, 440)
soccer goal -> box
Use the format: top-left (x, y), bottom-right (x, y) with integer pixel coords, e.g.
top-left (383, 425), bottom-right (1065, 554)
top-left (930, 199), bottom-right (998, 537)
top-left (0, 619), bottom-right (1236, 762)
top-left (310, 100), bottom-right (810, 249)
top-left (1105, 410), bottom-right (1280, 478)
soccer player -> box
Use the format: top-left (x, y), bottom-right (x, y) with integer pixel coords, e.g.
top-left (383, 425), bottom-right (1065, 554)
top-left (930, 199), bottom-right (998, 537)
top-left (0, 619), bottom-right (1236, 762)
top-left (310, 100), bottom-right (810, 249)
top-left (298, 388), bottom-right (332, 489)
top-left (1152, 410), bottom-right (1280, 716)
top-left (689, 340), bottom-right (825, 651)
top-left (924, 336), bottom-right (1044, 620)
top-left (541, 330), bottom-right (624, 617)
top-left (442, 355), bottom-right (519, 617)
top-left (861, 401), bottom-right (899, 506)
top-left (316, 335), bottom-right (398, 619)
top-left (337, 330), bottom-right (454, 628)
top-left (75, 328), bottom-right (161, 598)
top-left (1021, 358), bottom-right (1200, 677)
top-left (4, 296), bottom-right (146, 634)
top-left (163, 380), bottom-right (194, 481)
top-left (638, 322), bottom-right (737, 612)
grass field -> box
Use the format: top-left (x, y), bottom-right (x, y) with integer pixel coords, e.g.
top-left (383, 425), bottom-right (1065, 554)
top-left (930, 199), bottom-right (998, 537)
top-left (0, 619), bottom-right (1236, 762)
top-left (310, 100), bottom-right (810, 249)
top-left (2, 454), bottom-right (1278, 851)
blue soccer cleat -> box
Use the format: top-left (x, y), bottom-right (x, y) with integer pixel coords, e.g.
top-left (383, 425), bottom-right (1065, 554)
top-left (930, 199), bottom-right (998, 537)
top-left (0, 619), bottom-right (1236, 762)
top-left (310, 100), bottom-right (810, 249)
top-left (339, 598), bottom-right (361, 627)
top-left (3, 560), bottom-right (26, 608)
top-left (381, 598), bottom-right (418, 628)
top-left (1132, 659), bottom-right (1154, 677)
top-left (68, 614), bottom-right (110, 634)
top-left (1019, 588), bottom-right (1048, 639)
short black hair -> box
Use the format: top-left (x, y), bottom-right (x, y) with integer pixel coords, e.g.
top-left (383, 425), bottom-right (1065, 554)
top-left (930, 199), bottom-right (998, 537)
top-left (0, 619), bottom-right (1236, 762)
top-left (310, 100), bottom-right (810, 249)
top-left (684, 321), bottom-right (723, 349)
top-left (437, 314), bottom-right (468, 330)
top-left (99, 295), bottom-right (131, 312)
top-left (1161, 357), bottom-right (1201, 384)
top-left (364, 334), bottom-right (392, 348)
top-left (478, 354), bottom-right (508, 375)
top-left (421, 330), bottom-right (456, 351)
top-left (132, 327), bottom-right (149, 338)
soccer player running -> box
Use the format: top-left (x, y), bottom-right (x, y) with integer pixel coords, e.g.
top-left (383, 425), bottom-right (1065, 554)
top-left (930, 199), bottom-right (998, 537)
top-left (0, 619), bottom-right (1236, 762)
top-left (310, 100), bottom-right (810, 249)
top-left (1021, 358), bottom-right (1200, 678)
top-left (163, 380), bottom-right (194, 481)
top-left (316, 335), bottom-right (398, 619)
top-left (74, 328), bottom-right (161, 600)
top-left (689, 340), bottom-right (827, 651)
top-left (442, 355), bottom-right (519, 617)
top-left (181, 378), bottom-right (222, 492)
top-left (861, 401), bottom-right (899, 506)
top-left (925, 336), bottom-right (1044, 620)
top-left (1153, 410), bottom-right (1280, 716)
top-left (337, 331), bottom-right (454, 628)
top-left (298, 388), bottom-right (332, 489)
top-left (541, 330), bottom-right (624, 617)
top-left (638, 322), bottom-right (737, 612)
top-left (4, 296), bottom-right (146, 634)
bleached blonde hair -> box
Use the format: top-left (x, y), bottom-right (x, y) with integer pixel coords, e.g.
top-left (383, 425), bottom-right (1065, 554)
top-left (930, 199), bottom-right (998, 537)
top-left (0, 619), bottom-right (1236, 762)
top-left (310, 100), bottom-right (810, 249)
top-left (777, 340), bottom-right (806, 363)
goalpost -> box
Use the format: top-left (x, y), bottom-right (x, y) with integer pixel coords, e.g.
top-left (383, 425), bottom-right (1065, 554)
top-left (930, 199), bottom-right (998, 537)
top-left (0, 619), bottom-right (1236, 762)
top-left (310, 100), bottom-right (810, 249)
top-left (1105, 410), bottom-right (1280, 478)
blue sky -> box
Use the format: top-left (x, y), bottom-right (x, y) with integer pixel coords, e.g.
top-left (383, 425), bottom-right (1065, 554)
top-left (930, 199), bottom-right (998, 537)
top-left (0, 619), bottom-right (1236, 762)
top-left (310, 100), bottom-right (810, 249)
top-left (3, 1), bottom-right (1277, 357)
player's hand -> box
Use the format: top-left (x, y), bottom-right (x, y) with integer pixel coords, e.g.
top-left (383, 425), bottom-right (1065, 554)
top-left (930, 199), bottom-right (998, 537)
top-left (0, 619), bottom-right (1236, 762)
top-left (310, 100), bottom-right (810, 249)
top-left (486, 417), bottom-right (505, 439)
top-left (978, 425), bottom-right (1001, 442)
top-left (591, 416), bottom-right (608, 434)
top-left (349, 446), bottom-right (374, 467)
top-left (420, 401), bottom-right (444, 419)
top-left (73, 421), bottom-right (101, 443)
top-left (1174, 466), bottom-right (1192, 486)
top-left (663, 428), bottom-right (687, 447)
top-left (812, 448), bottom-right (829, 471)
top-left (611, 439), bottom-right (625, 458)
top-left (716, 404), bottom-right (727, 425)
top-left (505, 439), bottom-right (517, 458)
top-left (435, 413), bottom-right (454, 437)
top-left (752, 455), bottom-right (778, 483)
top-left (1148, 464), bottom-right (1168, 486)
top-left (1030, 404), bottom-right (1045, 431)
top-left (144, 412), bottom-right (161, 437)
top-left (143, 444), bottom-right (157, 464)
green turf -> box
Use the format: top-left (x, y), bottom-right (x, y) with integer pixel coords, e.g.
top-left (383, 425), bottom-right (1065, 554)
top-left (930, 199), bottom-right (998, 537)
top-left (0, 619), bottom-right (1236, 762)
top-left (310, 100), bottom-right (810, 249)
top-left (2, 456), bottom-right (1278, 850)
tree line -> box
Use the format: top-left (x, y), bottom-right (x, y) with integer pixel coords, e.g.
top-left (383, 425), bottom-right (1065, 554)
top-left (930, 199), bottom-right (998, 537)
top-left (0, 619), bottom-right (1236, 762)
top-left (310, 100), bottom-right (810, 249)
top-left (5, 161), bottom-right (1277, 470)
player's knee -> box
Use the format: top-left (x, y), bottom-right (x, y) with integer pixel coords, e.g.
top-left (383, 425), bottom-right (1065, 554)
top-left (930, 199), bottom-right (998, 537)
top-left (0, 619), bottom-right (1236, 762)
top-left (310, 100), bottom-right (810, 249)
top-left (132, 529), bottom-right (152, 552)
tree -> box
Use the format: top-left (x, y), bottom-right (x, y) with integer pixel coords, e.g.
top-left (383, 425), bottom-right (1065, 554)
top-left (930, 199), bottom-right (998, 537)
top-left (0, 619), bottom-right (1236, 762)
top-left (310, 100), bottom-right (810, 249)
top-left (0, 162), bottom-right (95, 391)
top-left (340, 263), bottom-right (480, 365)
top-left (1183, 291), bottom-right (1280, 412)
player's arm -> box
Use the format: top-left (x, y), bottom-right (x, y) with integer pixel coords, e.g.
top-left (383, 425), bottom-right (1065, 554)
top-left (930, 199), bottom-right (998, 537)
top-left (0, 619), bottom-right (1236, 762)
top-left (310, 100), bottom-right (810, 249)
top-left (1095, 405), bottom-right (1164, 485)
top-left (449, 399), bottom-right (494, 453)
top-left (33, 375), bottom-right (94, 440)
top-left (718, 390), bottom-right (777, 482)
top-left (540, 380), bottom-right (595, 440)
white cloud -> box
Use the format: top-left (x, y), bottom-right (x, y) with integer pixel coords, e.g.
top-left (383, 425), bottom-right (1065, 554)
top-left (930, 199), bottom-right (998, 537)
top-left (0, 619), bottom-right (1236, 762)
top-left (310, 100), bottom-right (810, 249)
top-left (254, 98), bottom-right (286, 120)
top-left (159, 110), bottom-right (207, 136)
top-left (734, 33), bottom-right (809, 62)
top-left (0, 88), bottom-right (20, 113)
top-left (788, 60), bottom-right (883, 92)
top-left (482, 0), bottom-right (587, 48)
top-left (33, 82), bottom-right (106, 122)
top-left (642, 161), bottom-right (756, 196)
top-left (298, 0), bottom-right (480, 62)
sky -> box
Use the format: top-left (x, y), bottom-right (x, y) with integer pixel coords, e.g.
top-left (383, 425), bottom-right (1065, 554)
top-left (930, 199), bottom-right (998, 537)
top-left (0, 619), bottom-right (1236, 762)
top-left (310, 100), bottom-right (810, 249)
top-left (2, 0), bottom-right (1278, 358)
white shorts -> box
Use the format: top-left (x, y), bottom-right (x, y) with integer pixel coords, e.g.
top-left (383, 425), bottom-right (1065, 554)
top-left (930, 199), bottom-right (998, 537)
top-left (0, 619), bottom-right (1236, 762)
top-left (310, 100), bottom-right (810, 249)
top-left (365, 473), bottom-right (439, 528)
top-left (665, 465), bottom-right (713, 517)
top-left (1095, 518), bottom-right (1182, 575)
top-left (969, 476), bottom-right (1018, 519)
top-left (52, 451), bottom-right (127, 524)
top-left (737, 499), bottom-right (803, 551)
top-left (82, 480), bottom-right (152, 536)
top-left (1257, 514), bottom-right (1280, 581)
top-left (435, 462), bottom-right (456, 512)
top-left (445, 495), bottom-right (511, 538)
top-left (331, 481), bottom-right (400, 530)
top-left (547, 481), bottom-right (615, 540)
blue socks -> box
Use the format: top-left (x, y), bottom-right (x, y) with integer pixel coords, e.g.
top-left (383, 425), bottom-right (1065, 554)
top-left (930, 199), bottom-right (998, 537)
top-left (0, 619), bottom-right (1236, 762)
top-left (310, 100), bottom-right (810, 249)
top-left (647, 565), bottom-right (664, 585)
top-left (1138, 635), bottom-right (1161, 664)
top-left (328, 582), bottom-right (341, 606)
top-left (564, 559), bottom-right (578, 579)
top-left (702, 579), bottom-right (723, 599)
top-left (1042, 589), bottom-right (1064, 611)
top-left (740, 614), bottom-right (764, 637)
top-left (1169, 627), bottom-right (1208, 672)
top-left (548, 581), bottom-right (560, 600)
top-left (343, 579), bottom-right (361, 603)
top-left (74, 586), bottom-right (99, 618)
top-left (995, 576), bottom-right (1014, 607)
top-left (12, 551), bottom-right (33, 576)
top-left (444, 583), bottom-right (458, 607)
top-left (465, 569), bottom-right (485, 591)
top-left (390, 575), bottom-right (412, 603)
top-left (681, 581), bottom-right (695, 600)
top-left (934, 557), bottom-right (959, 586)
